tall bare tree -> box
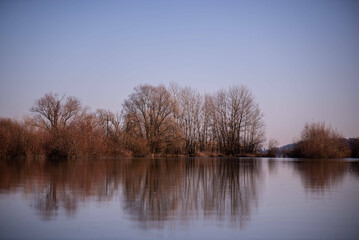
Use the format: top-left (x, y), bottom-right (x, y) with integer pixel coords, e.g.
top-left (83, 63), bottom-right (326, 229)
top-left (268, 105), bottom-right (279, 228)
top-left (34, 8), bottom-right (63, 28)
top-left (30, 93), bottom-right (81, 132)
top-left (172, 86), bottom-right (202, 155)
top-left (123, 85), bottom-right (179, 154)
top-left (210, 86), bottom-right (265, 155)
top-left (199, 94), bottom-right (215, 152)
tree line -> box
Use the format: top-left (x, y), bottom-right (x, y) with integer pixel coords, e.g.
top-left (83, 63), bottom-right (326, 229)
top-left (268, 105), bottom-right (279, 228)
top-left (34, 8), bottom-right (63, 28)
top-left (0, 84), bottom-right (266, 159)
top-left (289, 122), bottom-right (359, 158)
top-left (268, 122), bottom-right (359, 158)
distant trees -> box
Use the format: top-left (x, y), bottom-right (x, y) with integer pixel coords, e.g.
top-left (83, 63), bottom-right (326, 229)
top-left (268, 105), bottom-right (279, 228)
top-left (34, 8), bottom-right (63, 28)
top-left (209, 86), bottom-right (265, 155)
top-left (167, 84), bottom-right (266, 156)
top-left (170, 84), bottom-right (203, 155)
top-left (27, 93), bottom-right (127, 159)
top-left (198, 86), bottom-right (264, 156)
top-left (1, 83), bottom-right (267, 159)
top-left (123, 85), bottom-right (182, 155)
top-left (3, 86), bottom-right (359, 160)
top-left (291, 122), bottom-right (351, 158)
top-left (267, 139), bottom-right (279, 157)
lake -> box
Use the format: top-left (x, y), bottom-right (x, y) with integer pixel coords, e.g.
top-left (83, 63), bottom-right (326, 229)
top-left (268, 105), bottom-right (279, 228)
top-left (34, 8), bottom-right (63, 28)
top-left (0, 157), bottom-right (358, 239)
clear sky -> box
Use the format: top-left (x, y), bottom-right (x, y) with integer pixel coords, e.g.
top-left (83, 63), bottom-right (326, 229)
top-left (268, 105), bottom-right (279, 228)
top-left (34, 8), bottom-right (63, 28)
top-left (1, 0), bottom-right (358, 146)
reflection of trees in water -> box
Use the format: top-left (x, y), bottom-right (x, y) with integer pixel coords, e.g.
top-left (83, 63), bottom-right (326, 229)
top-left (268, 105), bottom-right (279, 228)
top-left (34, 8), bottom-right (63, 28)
top-left (349, 162), bottom-right (359, 178)
top-left (0, 159), bottom-right (123, 220)
top-left (292, 160), bottom-right (348, 193)
top-left (0, 158), bottom-right (262, 227)
top-left (121, 158), bottom-right (262, 229)
top-left (32, 161), bottom-right (76, 220)
top-left (121, 158), bottom-right (185, 224)
top-left (267, 159), bottom-right (278, 175)
top-left (35, 159), bottom-right (126, 220)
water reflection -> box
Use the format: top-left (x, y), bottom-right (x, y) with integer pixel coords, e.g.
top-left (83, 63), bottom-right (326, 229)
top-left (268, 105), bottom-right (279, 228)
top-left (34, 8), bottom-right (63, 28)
top-left (349, 161), bottom-right (359, 178)
top-left (0, 158), bottom-right (262, 227)
top-left (1, 158), bottom-right (359, 239)
top-left (121, 158), bottom-right (262, 228)
top-left (291, 159), bottom-right (348, 193)
top-left (267, 159), bottom-right (278, 175)
top-left (0, 159), bottom-right (123, 220)
top-left (1, 159), bottom-right (356, 225)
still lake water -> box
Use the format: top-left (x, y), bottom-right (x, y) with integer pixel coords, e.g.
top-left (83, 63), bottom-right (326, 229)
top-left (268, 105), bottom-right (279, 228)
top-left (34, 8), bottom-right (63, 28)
top-left (0, 157), bottom-right (358, 240)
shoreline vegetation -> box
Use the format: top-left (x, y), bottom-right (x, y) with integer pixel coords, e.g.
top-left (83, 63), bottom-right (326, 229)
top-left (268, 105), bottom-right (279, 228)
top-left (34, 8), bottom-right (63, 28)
top-left (1, 84), bottom-right (358, 160)
top-left (266, 122), bottom-right (359, 159)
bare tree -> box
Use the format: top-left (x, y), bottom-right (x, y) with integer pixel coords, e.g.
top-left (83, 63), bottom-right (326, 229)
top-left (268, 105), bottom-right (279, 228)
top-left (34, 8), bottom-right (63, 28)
top-left (30, 93), bottom-right (81, 132)
top-left (123, 85), bottom-right (179, 155)
top-left (95, 109), bottom-right (124, 154)
top-left (172, 86), bottom-right (202, 155)
top-left (95, 109), bottom-right (124, 137)
top-left (244, 103), bottom-right (265, 153)
top-left (210, 86), bottom-right (265, 155)
top-left (199, 94), bottom-right (215, 152)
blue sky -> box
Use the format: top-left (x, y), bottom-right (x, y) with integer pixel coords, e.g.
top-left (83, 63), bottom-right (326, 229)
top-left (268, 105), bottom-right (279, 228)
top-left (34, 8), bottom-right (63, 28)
top-left (1, 0), bottom-right (358, 145)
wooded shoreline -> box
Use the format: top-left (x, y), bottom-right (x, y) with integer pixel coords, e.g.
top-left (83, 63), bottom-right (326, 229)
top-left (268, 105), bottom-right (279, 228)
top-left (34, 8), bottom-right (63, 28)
top-left (1, 84), bottom-right (358, 160)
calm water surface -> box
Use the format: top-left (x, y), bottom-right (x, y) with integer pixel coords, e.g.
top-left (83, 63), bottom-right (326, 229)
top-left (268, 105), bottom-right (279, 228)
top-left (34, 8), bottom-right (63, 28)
top-left (0, 158), bottom-right (358, 240)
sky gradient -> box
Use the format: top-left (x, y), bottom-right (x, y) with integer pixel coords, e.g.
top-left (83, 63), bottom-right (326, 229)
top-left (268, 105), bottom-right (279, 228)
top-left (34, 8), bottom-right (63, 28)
top-left (1, 0), bottom-right (358, 146)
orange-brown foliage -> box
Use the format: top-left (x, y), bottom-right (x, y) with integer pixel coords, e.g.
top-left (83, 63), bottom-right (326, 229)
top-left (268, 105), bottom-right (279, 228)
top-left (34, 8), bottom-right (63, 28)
top-left (293, 122), bottom-right (351, 158)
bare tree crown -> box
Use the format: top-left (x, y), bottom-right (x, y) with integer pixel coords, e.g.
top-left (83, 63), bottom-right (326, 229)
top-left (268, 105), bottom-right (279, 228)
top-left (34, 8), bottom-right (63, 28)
top-left (30, 93), bottom-right (81, 132)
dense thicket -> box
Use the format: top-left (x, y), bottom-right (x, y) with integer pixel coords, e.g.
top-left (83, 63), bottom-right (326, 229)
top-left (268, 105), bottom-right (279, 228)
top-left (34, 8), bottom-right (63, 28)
top-left (0, 84), bottom-right (266, 159)
top-left (349, 138), bottom-right (359, 158)
top-left (290, 122), bottom-right (352, 158)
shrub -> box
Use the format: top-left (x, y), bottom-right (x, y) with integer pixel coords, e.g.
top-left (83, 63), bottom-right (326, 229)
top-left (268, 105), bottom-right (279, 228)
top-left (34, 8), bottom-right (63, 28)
top-left (293, 122), bottom-right (351, 158)
top-left (0, 118), bottom-right (27, 159)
